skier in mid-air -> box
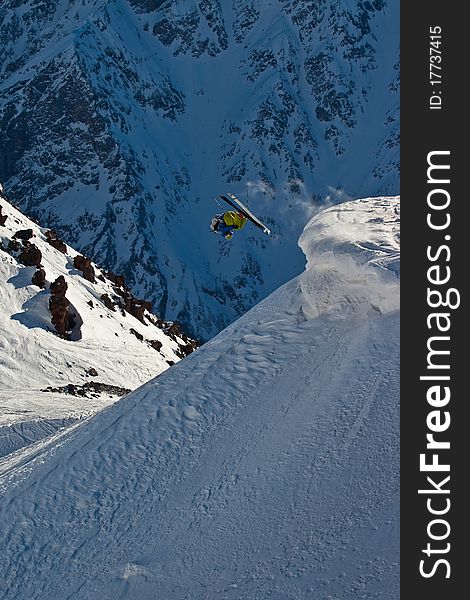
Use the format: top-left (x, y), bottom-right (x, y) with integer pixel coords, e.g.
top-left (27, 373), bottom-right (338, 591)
top-left (210, 193), bottom-right (271, 239)
top-left (210, 210), bottom-right (248, 240)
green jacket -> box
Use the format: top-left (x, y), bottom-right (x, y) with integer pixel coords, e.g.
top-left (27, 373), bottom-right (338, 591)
top-left (223, 211), bottom-right (247, 230)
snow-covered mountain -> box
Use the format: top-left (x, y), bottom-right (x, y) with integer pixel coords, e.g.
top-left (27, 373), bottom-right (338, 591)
top-left (0, 187), bottom-right (196, 457)
top-left (0, 196), bottom-right (400, 599)
top-left (0, 0), bottom-right (399, 339)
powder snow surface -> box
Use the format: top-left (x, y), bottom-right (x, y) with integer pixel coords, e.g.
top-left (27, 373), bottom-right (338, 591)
top-left (0, 196), bottom-right (400, 599)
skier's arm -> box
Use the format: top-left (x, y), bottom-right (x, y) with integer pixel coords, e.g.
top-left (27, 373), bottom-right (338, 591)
top-left (237, 216), bottom-right (248, 230)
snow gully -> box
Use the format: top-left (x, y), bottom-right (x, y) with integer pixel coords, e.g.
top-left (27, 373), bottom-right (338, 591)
top-left (417, 151), bottom-right (460, 580)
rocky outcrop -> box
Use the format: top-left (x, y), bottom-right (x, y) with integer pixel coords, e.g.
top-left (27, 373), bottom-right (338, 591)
top-left (1, 191), bottom-right (200, 390)
top-left (4, 226), bottom-right (42, 267)
top-left (165, 322), bottom-right (182, 339)
top-left (103, 271), bottom-right (152, 323)
top-left (0, 206), bottom-right (7, 226)
top-left (13, 228), bottom-right (33, 241)
top-left (45, 230), bottom-right (67, 253)
top-left (18, 242), bottom-right (42, 266)
top-left (162, 321), bottom-right (198, 357)
top-left (6, 238), bottom-right (20, 253)
top-left (176, 340), bottom-right (197, 357)
top-left (42, 381), bottom-right (130, 398)
top-left (100, 293), bottom-right (115, 311)
top-left (105, 271), bottom-right (126, 289)
top-left (130, 328), bottom-right (144, 341)
top-left (149, 339), bottom-right (163, 351)
top-left (125, 298), bottom-right (152, 323)
top-left (73, 254), bottom-right (95, 283)
top-left (31, 267), bottom-right (46, 288)
top-left (49, 275), bottom-right (68, 297)
top-left (98, 268), bottom-right (200, 355)
top-left (49, 276), bottom-right (75, 338)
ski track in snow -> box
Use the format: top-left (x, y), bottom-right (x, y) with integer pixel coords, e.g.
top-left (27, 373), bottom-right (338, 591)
top-left (0, 197), bottom-right (399, 599)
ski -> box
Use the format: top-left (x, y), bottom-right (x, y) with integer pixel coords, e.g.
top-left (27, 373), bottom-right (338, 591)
top-left (218, 194), bottom-right (271, 235)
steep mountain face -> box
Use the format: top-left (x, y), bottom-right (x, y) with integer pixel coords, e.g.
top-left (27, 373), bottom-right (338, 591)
top-left (0, 187), bottom-right (196, 456)
top-left (0, 0), bottom-right (399, 339)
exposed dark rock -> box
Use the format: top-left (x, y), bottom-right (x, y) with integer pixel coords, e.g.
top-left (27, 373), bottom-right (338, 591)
top-left (100, 293), bottom-right (115, 310)
top-left (31, 267), bottom-right (46, 288)
top-left (49, 275), bottom-right (70, 338)
top-left (0, 206), bottom-right (7, 226)
top-left (18, 242), bottom-right (42, 266)
top-left (163, 320), bottom-right (200, 353)
top-left (45, 230), bottom-right (67, 253)
top-left (166, 322), bottom-right (181, 338)
top-left (50, 275), bottom-right (67, 296)
top-left (13, 228), bottom-right (33, 240)
top-left (86, 367), bottom-right (99, 377)
top-left (67, 311), bottom-right (77, 332)
top-left (42, 381), bottom-right (130, 398)
top-left (105, 271), bottom-right (126, 288)
top-left (111, 278), bottom-right (152, 323)
top-left (178, 341), bottom-right (197, 357)
top-left (49, 294), bottom-right (70, 338)
top-left (130, 328), bottom-right (143, 341)
top-left (166, 360), bottom-right (175, 366)
top-left (7, 238), bottom-right (20, 252)
top-left (73, 254), bottom-right (95, 283)
top-left (113, 286), bottom-right (127, 299)
top-left (149, 339), bottom-right (162, 351)
top-left (147, 315), bottom-right (165, 329)
top-left (127, 299), bottom-right (152, 323)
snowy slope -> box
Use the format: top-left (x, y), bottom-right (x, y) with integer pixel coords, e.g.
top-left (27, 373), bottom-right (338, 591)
top-left (0, 0), bottom-right (400, 339)
top-left (0, 189), bottom-right (196, 457)
top-left (0, 196), bottom-right (400, 599)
